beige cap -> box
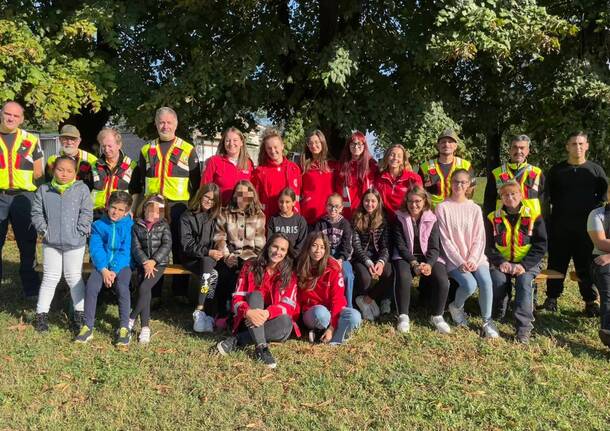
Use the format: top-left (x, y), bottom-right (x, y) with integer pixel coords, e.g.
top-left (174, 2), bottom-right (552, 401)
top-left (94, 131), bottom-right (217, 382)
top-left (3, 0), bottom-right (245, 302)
top-left (59, 124), bottom-right (81, 138)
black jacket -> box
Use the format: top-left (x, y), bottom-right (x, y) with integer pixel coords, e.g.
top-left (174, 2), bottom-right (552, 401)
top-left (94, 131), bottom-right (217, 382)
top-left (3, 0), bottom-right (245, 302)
top-left (393, 218), bottom-right (441, 266)
top-left (313, 216), bottom-right (352, 261)
top-left (352, 223), bottom-right (389, 266)
top-left (131, 219), bottom-right (172, 267)
top-left (180, 210), bottom-right (216, 265)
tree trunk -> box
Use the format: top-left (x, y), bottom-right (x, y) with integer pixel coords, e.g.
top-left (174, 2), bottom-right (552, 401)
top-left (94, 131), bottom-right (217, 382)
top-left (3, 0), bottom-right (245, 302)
top-left (485, 128), bottom-right (502, 175)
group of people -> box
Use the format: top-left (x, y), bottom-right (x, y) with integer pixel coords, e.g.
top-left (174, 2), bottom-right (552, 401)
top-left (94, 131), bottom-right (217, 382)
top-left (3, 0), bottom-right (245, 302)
top-left (1, 100), bottom-right (609, 369)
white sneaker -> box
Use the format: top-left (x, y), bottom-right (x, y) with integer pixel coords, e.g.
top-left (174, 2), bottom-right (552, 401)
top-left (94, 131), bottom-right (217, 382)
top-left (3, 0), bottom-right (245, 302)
top-left (369, 300), bottom-right (381, 319)
top-left (203, 314), bottom-right (215, 333)
top-left (481, 320), bottom-right (500, 339)
top-left (128, 318), bottom-right (136, 331)
top-left (380, 299), bottom-right (392, 315)
top-left (139, 326), bottom-right (151, 344)
top-left (396, 314), bottom-right (410, 333)
top-left (355, 296), bottom-right (374, 321)
top-left (193, 310), bottom-right (206, 333)
top-left (448, 302), bottom-right (468, 326)
top-left (430, 315), bottom-right (451, 334)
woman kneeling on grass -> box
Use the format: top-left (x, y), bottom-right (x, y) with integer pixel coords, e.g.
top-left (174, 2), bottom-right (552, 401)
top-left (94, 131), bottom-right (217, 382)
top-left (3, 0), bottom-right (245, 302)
top-left (217, 233), bottom-right (299, 368)
top-left (297, 232), bottom-right (361, 344)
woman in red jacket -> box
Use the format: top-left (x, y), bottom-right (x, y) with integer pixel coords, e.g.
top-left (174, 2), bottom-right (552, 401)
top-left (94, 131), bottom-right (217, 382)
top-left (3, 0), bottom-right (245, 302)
top-left (375, 144), bottom-right (423, 223)
top-left (300, 130), bottom-right (337, 226)
top-left (335, 131), bottom-right (378, 220)
top-left (297, 232), bottom-right (361, 344)
top-left (216, 233), bottom-right (298, 369)
top-left (252, 128), bottom-right (302, 220)
top-left (201, 127), bottom-right (254, 206)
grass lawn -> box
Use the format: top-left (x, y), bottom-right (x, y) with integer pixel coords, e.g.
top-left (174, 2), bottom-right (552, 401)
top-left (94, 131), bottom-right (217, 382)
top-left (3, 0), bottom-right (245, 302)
top-left (1, 180), bottom-right (609, 430)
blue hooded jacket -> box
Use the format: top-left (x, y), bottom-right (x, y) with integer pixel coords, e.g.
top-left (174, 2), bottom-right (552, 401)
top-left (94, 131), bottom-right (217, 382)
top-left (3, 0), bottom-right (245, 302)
top-left (89, 214), bottom-right (133, 272)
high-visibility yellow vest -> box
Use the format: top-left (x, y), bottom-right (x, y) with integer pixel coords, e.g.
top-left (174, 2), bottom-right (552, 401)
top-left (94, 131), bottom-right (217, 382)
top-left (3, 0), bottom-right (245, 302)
top-left (492, 162), bottom-right (542, 216)
top-left (0, 129), bottom-right (39, 191)
top-left (487, 205), bottom-right (539, 263)
top-left (91, 152), bottom-right (136, 209)
top-left (419, 157), bottom-right (471, 208)
top-left (141, 138), bottom-right (193, 201)
top-left (46, 149), bottom-right (98, 180)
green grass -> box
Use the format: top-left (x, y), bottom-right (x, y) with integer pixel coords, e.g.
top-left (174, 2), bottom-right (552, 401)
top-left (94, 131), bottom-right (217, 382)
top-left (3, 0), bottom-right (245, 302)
top-left (2, 233), bottom-right (610, 429)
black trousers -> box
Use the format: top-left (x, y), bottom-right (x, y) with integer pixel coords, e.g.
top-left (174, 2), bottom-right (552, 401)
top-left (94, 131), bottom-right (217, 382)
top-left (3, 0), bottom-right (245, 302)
top-left (0, 192), bottom-right (39, 296)
top-left (236, 291), bottom-right (292, 346)
top-left (393, 260), bottom-right (449, 316)
top-left (353, 261), bottom-right (393, 301)
top-left (182, 256), bottom-right (219, 313)
top-left (591, 259), bottom-right (610, 331)
top-left (546, 218), bottom-right (597, 302)
top-left (215, 259), bottom-right (245, 317)
top-left (131, 267), bottom-right (166, 327)
top-left (168, 201), bottom-right (189, 296)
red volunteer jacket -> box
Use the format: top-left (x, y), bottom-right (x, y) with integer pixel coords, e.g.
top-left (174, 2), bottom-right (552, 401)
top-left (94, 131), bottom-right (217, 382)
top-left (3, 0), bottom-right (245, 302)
top-left (300, 160), bottom-right (337, 225)
top-left (334, 159), bottom-right (378, 220)
top-left (297, 257), bottom-right (346, 329)
top-left (252, 158), bottom-right (302, 219)
top-left (375, 169), bottom-right (423, 222)
top-left (232, 261), bottom-right (300, 336)
top-left (201, 155), bottom-right (254, 205)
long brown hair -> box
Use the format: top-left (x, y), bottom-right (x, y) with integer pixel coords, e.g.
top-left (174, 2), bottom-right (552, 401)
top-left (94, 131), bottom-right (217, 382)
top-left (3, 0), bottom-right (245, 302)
top-left (338, 131), bottom-right (374, 187)
top-left (296, 232), bottom-right (330, 290)
top-left (217, 127), bottom-right (251, 170)
top-left (352, 188), bottom-right (384, 233)
top-left (301, 130), bottom-right (330, 173)
top-left (228, 180), bottom-right (264, 216)
top-left (399, 186), bottom-right (431, 213)
top-left (379, 144), bottom-right (413, 173)
top-left (252, 233), bottom-right (295, 291)
top-left (188, 182), bottom-right (221, 218)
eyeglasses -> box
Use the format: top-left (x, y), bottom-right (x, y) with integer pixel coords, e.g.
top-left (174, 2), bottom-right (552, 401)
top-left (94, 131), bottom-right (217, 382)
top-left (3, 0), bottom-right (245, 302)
top-left (201, 196), bottom-right (215, 204)
top-left (349, 141), bottom-right (364, 148)
top-left (451, 180), bottom-right (470, 186)
top-left (327, 204), bottom-right (342, 210)
top-left (407, 199), bottom-right (424, 205)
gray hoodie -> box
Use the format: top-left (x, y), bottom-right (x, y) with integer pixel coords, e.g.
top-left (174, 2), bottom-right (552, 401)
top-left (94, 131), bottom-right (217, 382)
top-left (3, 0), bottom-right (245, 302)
top-left (31, 181), bottom-right (93, 251)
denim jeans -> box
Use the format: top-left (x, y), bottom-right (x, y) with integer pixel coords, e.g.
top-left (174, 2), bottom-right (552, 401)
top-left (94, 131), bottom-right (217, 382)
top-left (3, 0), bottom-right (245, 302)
top-left (302, 305), bottom-right (362, 344)
top-left (84, 267), bottom-right (132, 329)
top-left (448, 265), bottom-right (493, 321)
top-left (341, 260), bottom-right (355, 308)
top-left (490, 265), bottom-right (540, 332)
top-left (591, 260), bottom-right (610, 331)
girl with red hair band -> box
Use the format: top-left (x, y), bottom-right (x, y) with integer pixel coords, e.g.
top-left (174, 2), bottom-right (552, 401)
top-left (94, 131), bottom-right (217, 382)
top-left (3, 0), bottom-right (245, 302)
top-left (300, 130), bottom-right (337, 226)
top-left (334, 131), bottom-right (378, 220)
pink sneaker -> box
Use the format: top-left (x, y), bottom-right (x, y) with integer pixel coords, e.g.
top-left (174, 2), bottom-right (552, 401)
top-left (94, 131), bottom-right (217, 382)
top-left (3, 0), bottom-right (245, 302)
top-left (214, 316), bottom-right (229, 331)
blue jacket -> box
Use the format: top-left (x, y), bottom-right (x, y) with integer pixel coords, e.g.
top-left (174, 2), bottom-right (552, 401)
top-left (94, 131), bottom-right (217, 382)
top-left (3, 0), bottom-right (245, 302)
top-left (90, 214), bottom-right (133, 273)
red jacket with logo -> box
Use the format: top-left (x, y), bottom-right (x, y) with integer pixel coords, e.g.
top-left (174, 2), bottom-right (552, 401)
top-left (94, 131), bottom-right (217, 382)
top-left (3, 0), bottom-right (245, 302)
top-left (201, 155), bottom-right (254, 205)
top-left (297, 257), bottom-right (346, 329)
top-left (232, 261), bottom-right (300, 336)
top-left (252, 158), bottom-right (302, 219)
top-left (300, 160), bottom-right (337, 225)
top-left (375, 170), bottom-right (423, 222)
top-left (334, 159), bottom-right (378, 220)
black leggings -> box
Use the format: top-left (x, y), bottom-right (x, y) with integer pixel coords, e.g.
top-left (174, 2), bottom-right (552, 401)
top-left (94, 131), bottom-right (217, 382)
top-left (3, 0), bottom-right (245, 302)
top-left (215, 259), bottom-right (245, 317)
top-left (393, 260), bottom-right (449, 316)
top-left (182, 256), bottom-right (218, 312)
top-left (353, 261), bottom-right (393, 301)
top-left (130, 267), bottom-right (166, 327)
top-left (235, 291), bottom-right (293, 346)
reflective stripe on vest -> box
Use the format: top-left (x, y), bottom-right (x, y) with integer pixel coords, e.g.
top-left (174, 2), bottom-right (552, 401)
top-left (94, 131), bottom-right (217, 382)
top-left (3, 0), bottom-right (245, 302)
top-left (91, 154), bottom-right (136, 209)
top-left (487, 205), bottom-right (538, 263)
top-left (142, 138), bottom-right (192, 201)
top-left (492, 163), bottom-right (542, 216)
top-left (0, 129), bottom-right (38, 191)
top-left (48, 149), bottom-right (97, 177)
top-left (420, 157), bottom-right (471, 208)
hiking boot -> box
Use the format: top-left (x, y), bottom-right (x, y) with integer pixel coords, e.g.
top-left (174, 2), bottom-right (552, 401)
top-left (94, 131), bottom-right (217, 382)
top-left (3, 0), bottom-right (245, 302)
top-left (599, 329), bottom-right (610, 348)
top-left (72, 311), bottom-right (84, 333)
top-left (430, 315), bottom-right (451, 334)
top-left (139, 326), bottom-right (151, 344)
top-left (516, 329), bottom-right (531, 345)
top-left (396, 314), bottom-right (410, 333)
top-left (584, 301), bottom-right (600, 317)
top-left (75, 325), bottom-right (93, 343)
top-left (35, 313), bottom-right (49, 332)
top-left (539, 297), bottom-right (558, 312)
top-left (255, 344), bottom-right (277, 369)
top-left (448, 302), bottom-right (468, 326)
top-left (116, 327), bottom-right (131, 346)
top-left (217, 336), bottom-right (238, 356)
top-left (380, 299), bottom-right (392, 315)
top-left (481, 320), bottom-right (500, 339)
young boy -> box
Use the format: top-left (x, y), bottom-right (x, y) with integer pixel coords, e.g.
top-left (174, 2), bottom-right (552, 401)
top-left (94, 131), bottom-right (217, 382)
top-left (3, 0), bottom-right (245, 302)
top-left (313, 193), bottom-right (354, 307)
top-left (76, 191), bottom-right (134, 345)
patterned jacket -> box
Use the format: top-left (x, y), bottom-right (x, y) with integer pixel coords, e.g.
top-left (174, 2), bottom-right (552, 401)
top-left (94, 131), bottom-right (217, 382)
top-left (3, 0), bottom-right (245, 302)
top-left (213, 207), bottom-right (266, 262)
top-left (352, 222), bottom-right (390, 267)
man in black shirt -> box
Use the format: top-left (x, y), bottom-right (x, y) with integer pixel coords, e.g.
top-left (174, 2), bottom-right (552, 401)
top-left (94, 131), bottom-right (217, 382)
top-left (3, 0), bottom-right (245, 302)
top-left (540, 131), bottom-right (608, 315)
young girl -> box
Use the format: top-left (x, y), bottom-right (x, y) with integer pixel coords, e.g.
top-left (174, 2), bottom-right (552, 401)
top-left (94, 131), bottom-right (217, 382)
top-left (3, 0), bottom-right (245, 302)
top-left (180, 183), bottom-right (223, 333)
top-left (130, 195), bottom-right (172, 344)
top-left (300, 130), bottom-right (337, 225)
top-left (31, 156), bottom-right (93, 332)
top-left (335, 131), bottom-right (378, 220)
top-left (375, 144), bottom-right (422, 223)
top-left (213, 180), bottom-right (266, 321)
top-left (393, 187), bottom-right (451, 334)
top-left (351, 189), bottom-right (393, 321)
top-left (252, 128), bottom-right (302, 220)
top-left (217, 233), bottom-right (299, 369)
top-left (314, 193), bottom-right (354, 307)
top-left (436, 169), bottom-right (498, 338)
top-left (297, 232), bottom-right (361, 344)
top-left (267, 187), bottom-right (308, 256)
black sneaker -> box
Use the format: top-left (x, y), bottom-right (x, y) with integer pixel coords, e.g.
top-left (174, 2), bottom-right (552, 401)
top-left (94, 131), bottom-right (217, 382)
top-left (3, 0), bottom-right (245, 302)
top-left (75, 325), bottom-right (94, 343)
top-left (599, 329), bottom-right (610, 348)
top-left (115, 327), bottom-right (131, 346)
top-left (72, 311), bottom-right (85, 334)
top-left (35, 313), bottom-right (49, 332)
top-left (516, 330), bottom-right (531, 345)
top-left (584, 301), bottom-right (600, 317)
top-left (216, 336), bottom-right (238, 356)
top-left (255, 344), bottom-right (277, 369)
top-left (539, 297), bottom-right (558, 312)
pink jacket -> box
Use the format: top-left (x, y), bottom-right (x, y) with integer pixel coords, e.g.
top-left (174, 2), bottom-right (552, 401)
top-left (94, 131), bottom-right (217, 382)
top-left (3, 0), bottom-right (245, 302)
top-left (394, 209), bottom-right (444, 264)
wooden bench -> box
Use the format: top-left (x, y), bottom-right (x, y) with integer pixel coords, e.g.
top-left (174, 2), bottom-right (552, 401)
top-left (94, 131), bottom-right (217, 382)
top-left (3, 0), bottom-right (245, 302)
top-left (569, 271), bottom-right (581, 282)
top-left (533, 269), bottom-right (564, 284)
top-left (35, 262), bottom-right (193, 275)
